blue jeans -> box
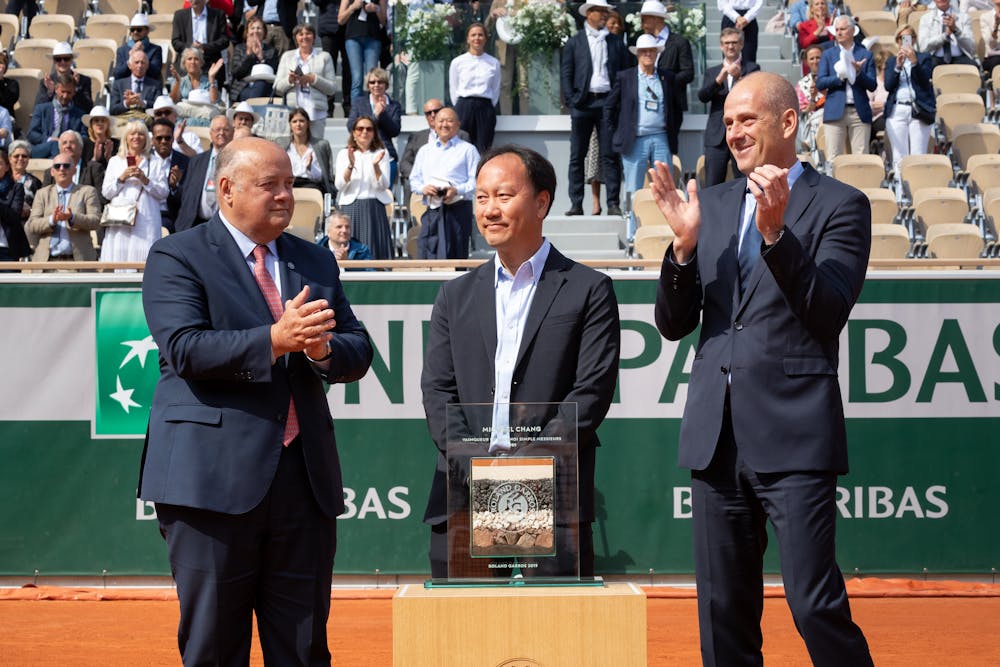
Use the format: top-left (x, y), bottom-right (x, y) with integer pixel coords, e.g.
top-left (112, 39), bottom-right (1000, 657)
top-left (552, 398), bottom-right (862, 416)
top-left (346, 36), bottom-right (381, 102)
top-left (621, 132), bottom-right (670, 239)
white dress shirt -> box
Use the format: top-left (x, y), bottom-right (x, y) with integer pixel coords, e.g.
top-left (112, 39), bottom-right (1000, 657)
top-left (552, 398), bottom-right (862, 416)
top-left (409, 136), bottom-right (481, 205)
top-left (585, 25), bottom-right (611, 93)
top-left (449, 52), bottom-right (502, 105)
top-left (191, 6), bottom-right (208, 45)
top-left (718, 0), bottom-right (764, 23)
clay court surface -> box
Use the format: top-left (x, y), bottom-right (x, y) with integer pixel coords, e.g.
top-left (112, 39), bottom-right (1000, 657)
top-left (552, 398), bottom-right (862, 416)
top-left (1, 581), bottom-right (998, 665)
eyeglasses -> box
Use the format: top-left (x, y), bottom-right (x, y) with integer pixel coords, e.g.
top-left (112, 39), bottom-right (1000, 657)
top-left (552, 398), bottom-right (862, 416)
top-left (368, 80), bottom-right (386, 86)
top-left (52, 163), bottom-right (72, 170)
top-left (354, 126), bottom-right (374, 133)
top-left (10, 154), bottom-right (29, 160)
top-left (645, 86), bottom-right (658, 101)
top-left (424, 107), bottom-right (443, 116)
top-left (53, 56), bottom-right (73, 63)
top-left (153, 134), bottom-right (173, 142)
top-left (153, 109), bottom-right (173, 117)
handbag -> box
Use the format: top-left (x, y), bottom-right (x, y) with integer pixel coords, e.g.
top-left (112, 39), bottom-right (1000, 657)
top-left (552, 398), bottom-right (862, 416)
top-left (911, 98), bottom-right (935, 126)
top-left (101, 191), bottom-right (143, 227)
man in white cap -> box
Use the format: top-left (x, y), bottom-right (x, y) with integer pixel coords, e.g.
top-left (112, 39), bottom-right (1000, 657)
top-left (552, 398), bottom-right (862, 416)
top-left (110, 49), bottom-right (161, 119)
top-left (560, 0), bottom-right (628, 216)
top-left (227, 101), bottom-right (261, 137)
top-left (639, 1), bottom-right (694, 160)
top-left (149, 95), bottom-right (204, 158)
top-left (718, 0), bottom-right (762, 64)
top-left (605, 33), bottom-right (676, 239)
top-left (35, 42), bottom-right (93, 112)
top-left (112, 14), bottom-right (164, 82)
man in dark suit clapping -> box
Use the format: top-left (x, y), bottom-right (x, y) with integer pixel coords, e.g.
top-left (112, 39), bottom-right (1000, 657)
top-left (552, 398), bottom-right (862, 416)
top-left (561, 0), bottom-right (627, 216)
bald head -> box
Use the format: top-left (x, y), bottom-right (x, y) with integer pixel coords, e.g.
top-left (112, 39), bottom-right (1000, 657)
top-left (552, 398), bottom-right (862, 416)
top-left (217, 137), bottom-right (294, 244)
top-left (732, 72), bottom-right (799, 121)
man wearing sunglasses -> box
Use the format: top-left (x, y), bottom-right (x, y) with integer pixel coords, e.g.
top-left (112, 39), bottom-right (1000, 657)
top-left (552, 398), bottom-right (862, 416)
top-left (25, 152), bottom-right (100, 262)
top-left (35, 42), bottom-right (93, 112)
top-left (148, 96), bottom-right (204, 158)
top-left (112, 14), bottom-right (165, 82)
top-left (150, 118), bottom-right (189, 234)
top-left (399, 98), bottom-right (469, 206)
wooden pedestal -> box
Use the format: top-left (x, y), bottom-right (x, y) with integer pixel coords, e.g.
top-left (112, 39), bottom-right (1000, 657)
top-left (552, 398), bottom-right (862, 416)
top-left (393, 582), bottom-right (647, 667)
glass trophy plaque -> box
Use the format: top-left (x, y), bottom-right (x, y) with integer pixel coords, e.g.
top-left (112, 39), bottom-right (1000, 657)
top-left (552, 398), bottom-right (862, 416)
top-left (428, 402), bottom-right (600, 587)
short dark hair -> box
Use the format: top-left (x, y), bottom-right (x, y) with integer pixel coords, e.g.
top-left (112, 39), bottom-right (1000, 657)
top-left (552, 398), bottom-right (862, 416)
top-left (151, 118), bottom-right (175, 133)
top-left (477, 144), bottom-right (557, 217)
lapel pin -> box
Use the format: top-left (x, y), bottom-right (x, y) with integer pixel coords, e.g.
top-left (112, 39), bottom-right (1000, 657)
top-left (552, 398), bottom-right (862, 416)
top-left (287, 262), bottom-right (295, 270)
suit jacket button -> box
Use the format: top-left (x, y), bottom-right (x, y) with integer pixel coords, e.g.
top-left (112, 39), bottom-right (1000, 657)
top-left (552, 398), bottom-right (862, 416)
top-left (720, 366), bottom-right (729, 374)
top-left (735, 322), bottom-right (743, 331)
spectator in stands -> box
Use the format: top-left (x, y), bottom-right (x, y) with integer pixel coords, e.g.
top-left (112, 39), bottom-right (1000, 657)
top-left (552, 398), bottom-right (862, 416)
top-left (487, 0), bottom-right (527, 116)
top-left (0, 98), bottom-right (10, 151)
top-left (897, 1), bottom-right (929, 30)
top-left (718, 0), bottom-right (761, 64)
top-left (700, 28), bottom-right (759, 187)
top-left (82, 106), bottom-right (117, 166)
top-left (400, 99), bottom-right (469, 207)
top-left (640, 1), bottom-right (694, 167)
top-left (450, 23), bottom-right (501, 155)
top-left (319, 210), bottom-right (374, 263)
top-left (36, 43), bottom-right (93, 112)
top-left (316, 0), bottom-right (352, 117)
top-left (869, 47), bottom-right (890, 140)
top-left (113, 14), bottom-right (164, 82)
top-left (230, 16), bottom-right (280, 102)
top-left (339, 0), bottom-right (388, 104)
top-left (171, 0), bottom-right (230, 81)
top-left (149, 118), bottom-right (188, 234)
top-left (335, 114), bottom-right (392, 259)
top-left (4, 0), bottom-right (38, 35)
top-left (349, 67), bottom-right (401, 186)
top-left (584, 8), bottom-right (627, 215)
top-left (980, 0), bottom-right (1000, 76)
top-left (284, 107), bottom-right (336, 196)
top-left (0, 148), bottom-right (28, 264)
top-left (0, 52), bottom-right (17, 124)
top-left (275, 24), bottom-right (338, 139)
top-left (42, 131), bottom-right (84, 187)
top-left (562, 0), bottom-right (627, 217)
top-left (606, 34), bottom-right (676, 239)
top-left (100, 120), bottom-right (169, 263)
top-left (410, 107), bottom-right (480, 259)
top-left (961, 0), bottom-right (992, 11)
top-left (919, 0), bottom-right (978, 68)
top-left (26, 151), bottom-right (101, 262)
top-left (817, 15), bottom-right (877, 161)
top-left (28, 74), bottom-right (85, 158)
top-left (607, 8), bottom-right (626, 46)
top-left (227, 101), bottom-right (260, 136)
top-left (796, 45), bottom-right (827, 156)
top-left (111, 50), bottom-right (162, 119)
top-left (149, 96), bottom-right (204, 158)
top-left (796, 0), bottom-right (833, 61)
top-left (245, 0), bottom-right (295, 51)
top-left (8, 141), bottom-right (40, 221)
top-left (173, 113), bottom-right (233, 232)
top-left (885, 25), bottom-right (935, 188)
top-left (169, 47), bottom-right (224, 105)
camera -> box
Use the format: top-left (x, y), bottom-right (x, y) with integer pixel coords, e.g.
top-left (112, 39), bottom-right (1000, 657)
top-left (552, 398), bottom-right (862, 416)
top-left (436, 187), bottom-right (447, 197)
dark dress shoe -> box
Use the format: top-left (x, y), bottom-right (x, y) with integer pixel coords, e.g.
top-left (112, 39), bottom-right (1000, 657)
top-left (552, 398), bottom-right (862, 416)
top-left (606, 205), bottom-right (623, 217)
top-left (565, 206), bottom-right (584, 216)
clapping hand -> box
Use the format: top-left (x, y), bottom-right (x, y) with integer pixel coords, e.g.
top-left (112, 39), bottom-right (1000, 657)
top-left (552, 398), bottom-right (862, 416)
top-left (648, 160), bottom-right (701, 264)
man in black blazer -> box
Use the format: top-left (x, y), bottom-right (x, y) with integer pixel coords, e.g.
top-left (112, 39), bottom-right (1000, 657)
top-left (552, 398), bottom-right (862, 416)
top-left (561, 0), bottom-right (628, 216)
top-left (112, 13), bottom-right (164, 81)
top-left (650, 72), bottom-right (873, 665)
top-left (140, 137), bottom-right (372, 665)
top-left (639, 1), bottom-right (694, 156)
top-left (109, 50), bottom-right (161, 118)
top-left (174, 114), bottom-right (233, 232)
top-left (421, 145), bottom-right (620, 578)
top-left (171, 0), bottom-right (230, 75)
top-left (27, 75), bottom-right (85, 158)
top-left (35, 42), bottom-right (93, 112)
top-left (699, 28), bottom-right (760, 186)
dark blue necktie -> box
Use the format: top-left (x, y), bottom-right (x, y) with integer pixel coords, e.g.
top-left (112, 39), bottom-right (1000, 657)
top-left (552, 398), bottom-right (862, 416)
top-left (738, 192), bottom-right (760, 295)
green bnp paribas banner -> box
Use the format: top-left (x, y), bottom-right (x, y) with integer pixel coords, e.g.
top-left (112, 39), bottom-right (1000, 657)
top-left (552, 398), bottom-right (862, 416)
top-left (0, 274), bottom-right (998, 576)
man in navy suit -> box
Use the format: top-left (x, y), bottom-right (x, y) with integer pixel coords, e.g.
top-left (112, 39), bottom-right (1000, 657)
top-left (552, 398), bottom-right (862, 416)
top-left (109, 50), bottom-right (161, 118)
top-left (561, 0), bottom-right (628, 216)
top-left (604, 34), bottom-right (676, 238)
top-left (816, 15), bottom-right (877, 161)
top-left (421, 145), bottom-right (620, 578)
top-left (28, 74), bottom-right (85, 158)
top-left (174, 114), bottom-right (234, 232)
top-left (140, 137), bottom-right (373, 665)
top-left (650, 71), bottom-right (873, 665)
top-left (699, 28), bottom-right (760, 186)
top-left (112, 13), bottom-right (165, 81)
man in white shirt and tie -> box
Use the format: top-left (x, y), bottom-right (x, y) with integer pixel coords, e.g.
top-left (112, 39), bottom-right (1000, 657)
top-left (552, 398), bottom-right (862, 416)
top-left (110, 50), bottom-right (160, 119)
top-left (816, 15), bottom-right (877, 161)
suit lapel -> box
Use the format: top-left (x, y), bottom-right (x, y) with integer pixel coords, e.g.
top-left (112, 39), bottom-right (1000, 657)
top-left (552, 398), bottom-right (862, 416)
top-left (276, 234), bottom-right (304, 302)
top-left (206, 217), bottom-right (275, 324)
top-left (474, 264), bottom-right (498, 378)
top-left (515, 249), bottom-right (568, 370)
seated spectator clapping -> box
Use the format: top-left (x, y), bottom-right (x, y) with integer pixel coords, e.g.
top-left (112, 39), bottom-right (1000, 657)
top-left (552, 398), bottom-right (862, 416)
top-left (169, 47), bottom-right (223, 105)
top-left (230, 16), bottom-right (280, 101)
top-left (111, 50), bottom-right (162, 119)
top-left (26, 151), bottom-right (101, 262)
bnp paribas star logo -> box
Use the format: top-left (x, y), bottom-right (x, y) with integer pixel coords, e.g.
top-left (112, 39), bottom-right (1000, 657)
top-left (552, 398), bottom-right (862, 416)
top-left (94, 289), bottom-right (159, 438)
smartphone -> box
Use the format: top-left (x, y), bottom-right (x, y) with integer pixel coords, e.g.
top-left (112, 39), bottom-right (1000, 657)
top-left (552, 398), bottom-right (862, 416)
top-left (293, 65), bottom-right (303, 76)
top-left (127, 155), bottom-right (136, 167)
top-left (902, 34), bottom-right (913, 49)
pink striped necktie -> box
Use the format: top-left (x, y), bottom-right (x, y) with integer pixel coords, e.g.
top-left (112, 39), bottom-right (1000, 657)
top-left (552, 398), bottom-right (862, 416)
top-left (252, 244), bottom-right (300, 446)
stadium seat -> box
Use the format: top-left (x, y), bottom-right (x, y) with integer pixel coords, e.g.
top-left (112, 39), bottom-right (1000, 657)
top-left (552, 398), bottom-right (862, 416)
top-left (966, 154), bottom-right (1000, 199)
top-left (855, 11), bottom-right (896, 37)
top-left (75, 67), bottom-right (107, 104)
top-left (870, 223), bottom-right (912, 259)
top-left (147, 14), bottom-right (175, 37)
top-left (950, 123), bottom-right (1000, 172)
top-left (12, 38), bottom-right (58, 70)
top-left (935, 93), bottom-right (986, 144)
top-left (405, 222), bottom-right (421, 258)
top-left (831, 154), bottom-right (886, 190)
top-left (862, 188), bottom-right (899, 226)
top-left (926, 223), bottom-right (985, 259)
top-left (847, 0), bottom-right (889, 13)
top-left (72, 38), bottom-right (117, 74)
top-left (633, 225), bottom-right (674, 260)
top-left (188, 125), bottom-right (212, 151)
top-left (898, 154), bottom-right (953, 202)
top-left (932, 64), bottom-right (981, 96)
top-left (46, 0), bottom-right (90, 21)
top-left (409, 192), bottom-right (428, 227)
top-left (6, 68), bottom-right (42, 133)
top-left (97, 0), bottom-right (143, 15)
top-left (0, 14), bottom-right (19, 52)
top-left (150, 38), bottom-right (174, 79)
top-left (633, 193), bottom-right (668, 229)
top-left (27, 158), bottom-right (52, 182)
top-left (912, 187), bottom-right (969, 235)
top-left (83, 14), bottom-right (129, 43)
top-left (288, 188), bottom-right (324, 241)
top-left (28, 15), bottom-right (75, 43)
top-left (154, 0), bottom-right (188, 14)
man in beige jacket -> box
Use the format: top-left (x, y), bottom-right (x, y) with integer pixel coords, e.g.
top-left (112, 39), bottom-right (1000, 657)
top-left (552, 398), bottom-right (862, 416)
top-left (27, 153), bottom-right (101, 262)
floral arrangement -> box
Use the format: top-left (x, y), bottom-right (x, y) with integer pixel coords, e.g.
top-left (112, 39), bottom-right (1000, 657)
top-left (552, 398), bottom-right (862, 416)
top-left (392, 0), bottom-right (457, 62)
top-left (624, 12), bottom-right (644, 40)
top-left (508, 0), bottom-right (577, 58)
top-left (625, 4), bottom-right (706, 44)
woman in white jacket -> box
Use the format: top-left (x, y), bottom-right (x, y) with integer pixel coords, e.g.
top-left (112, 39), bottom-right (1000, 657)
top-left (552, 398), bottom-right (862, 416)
top-left (274, 24), bottom-right (337, 138)
top-left (335, 114), bottom-right (393, 259)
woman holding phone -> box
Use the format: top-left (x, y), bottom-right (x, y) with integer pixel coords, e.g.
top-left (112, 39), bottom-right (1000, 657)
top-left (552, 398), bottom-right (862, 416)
top-left (884, 25), bottom-right (935, 187)
top-left (100, 120), bottom-right (169, 264)
top-left (275, 24), bottom-right (337, 139)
